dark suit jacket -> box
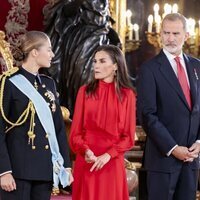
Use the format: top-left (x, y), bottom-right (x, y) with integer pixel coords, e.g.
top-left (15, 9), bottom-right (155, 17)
top-left (0, 67), bottom-right (71, 181)
top-left (137, 50), bottom-right (200, 173)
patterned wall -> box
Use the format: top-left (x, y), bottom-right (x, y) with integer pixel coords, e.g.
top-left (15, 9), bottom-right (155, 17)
top-left (0, 0), bottom-right (47, 72)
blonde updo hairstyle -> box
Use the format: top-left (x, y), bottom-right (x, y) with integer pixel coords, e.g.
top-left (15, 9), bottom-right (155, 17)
top-left (14, 31), bottom-right (49, 62)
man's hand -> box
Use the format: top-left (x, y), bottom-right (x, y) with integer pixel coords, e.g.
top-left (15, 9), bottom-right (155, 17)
top-left (90, 153), bottom-right (111, 172)
top-left (85, 149), bottom-right (97, 163)
top-left (171, 146), bottom-right (191, 161)
top-left (187, 142), bottom-right (200, 160)
top-left (0, 173), bottom-right (16, 192)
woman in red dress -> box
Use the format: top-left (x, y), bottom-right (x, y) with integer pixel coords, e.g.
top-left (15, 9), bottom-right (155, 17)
top-left (70, 44), bottom-right (136, 200)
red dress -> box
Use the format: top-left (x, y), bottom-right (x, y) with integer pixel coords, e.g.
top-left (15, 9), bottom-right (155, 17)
top-left (70, 81), bottom-right (136, 200)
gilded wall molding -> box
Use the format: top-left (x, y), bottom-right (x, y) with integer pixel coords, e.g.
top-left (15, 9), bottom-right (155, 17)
top-left (0, 31), bottom-right (13, 71)
top-left (109, 0), bottom-right (126, 50)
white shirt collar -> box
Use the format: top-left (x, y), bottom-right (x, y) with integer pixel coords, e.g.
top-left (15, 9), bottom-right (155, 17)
top-left (163, 48), bottom-right (184, 62)
top-left (162, 48), bottom-right (190, 86)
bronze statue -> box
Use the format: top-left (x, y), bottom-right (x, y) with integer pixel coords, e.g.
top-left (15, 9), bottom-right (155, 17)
top-left (43, 0), bottom-right (121, 115)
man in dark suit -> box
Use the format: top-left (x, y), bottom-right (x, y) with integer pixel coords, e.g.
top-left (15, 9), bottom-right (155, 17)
top-left (137, 13), bottom-right (200, 200)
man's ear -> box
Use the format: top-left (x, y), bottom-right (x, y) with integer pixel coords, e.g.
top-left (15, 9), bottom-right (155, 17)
top-left (184, 32), bottom-right (189, 41)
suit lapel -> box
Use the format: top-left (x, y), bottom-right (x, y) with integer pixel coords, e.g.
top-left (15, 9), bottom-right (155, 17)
top-left (158, 50), bottom-right (191, 110)
top-left (184, 54), bottom-right (197, 108)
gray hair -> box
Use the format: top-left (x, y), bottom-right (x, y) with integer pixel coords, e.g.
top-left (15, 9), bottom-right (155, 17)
top-left (161, 13), bottom-right (188, 32)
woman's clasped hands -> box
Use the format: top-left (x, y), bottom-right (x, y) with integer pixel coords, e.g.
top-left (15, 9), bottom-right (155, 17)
top-left (85, 149), bottom-right (111, 172)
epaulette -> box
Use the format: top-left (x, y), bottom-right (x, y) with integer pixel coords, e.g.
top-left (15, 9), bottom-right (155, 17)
top-left (0, 67), bottom-right (19, 81)
top-left (0, 67), bottom-right (36, 145)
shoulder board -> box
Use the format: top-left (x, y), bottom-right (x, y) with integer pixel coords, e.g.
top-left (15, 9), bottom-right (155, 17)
top-left (0, 67), bottom-right (19, 80)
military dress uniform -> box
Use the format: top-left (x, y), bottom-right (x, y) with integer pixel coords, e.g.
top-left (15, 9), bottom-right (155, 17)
top-left (0, 67), bottom-right (71, 200)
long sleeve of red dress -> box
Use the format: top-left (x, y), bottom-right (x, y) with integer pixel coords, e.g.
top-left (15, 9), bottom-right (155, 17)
top-left (107, 89), bottom-right (136, 158)
top-left (69, 86), bottom-right (89, 155)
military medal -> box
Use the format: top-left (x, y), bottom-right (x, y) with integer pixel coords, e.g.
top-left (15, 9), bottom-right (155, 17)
top-left (45, 90), bottom-right (56, 112)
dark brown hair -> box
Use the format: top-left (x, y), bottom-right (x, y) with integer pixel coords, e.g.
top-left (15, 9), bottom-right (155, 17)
top-left (14, 31), bottom-right (49, 61)
top-left (86, 44), bottom-right (134, 99)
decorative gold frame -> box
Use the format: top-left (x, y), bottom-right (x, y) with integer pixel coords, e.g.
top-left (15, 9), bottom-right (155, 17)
top-left (109, 0), bottom-right (126, 51)
top-left (0, 31), bottom-right (13, 71)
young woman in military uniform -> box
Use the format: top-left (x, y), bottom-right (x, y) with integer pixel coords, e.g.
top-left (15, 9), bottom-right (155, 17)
top-left (0, 31), bottom-right (73, 200)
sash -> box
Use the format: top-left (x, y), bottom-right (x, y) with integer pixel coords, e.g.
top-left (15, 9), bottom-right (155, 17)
top-left (9, 74), bottom-right (69, 188)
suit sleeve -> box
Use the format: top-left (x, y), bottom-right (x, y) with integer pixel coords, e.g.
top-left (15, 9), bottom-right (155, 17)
top-left (107, 90), bottom-right (136, 158)
top-left (193, 58), bottom-right (200, 141)
top-left (69, 86), bottom-right (89, 155)
top-left (0, 79), bottom-right (12, 174)
top-left (137, 64), bottom-right (177, 155)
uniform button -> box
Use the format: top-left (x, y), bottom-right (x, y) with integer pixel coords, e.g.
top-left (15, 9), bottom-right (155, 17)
top-left (45, 134), bottom-right (48, 138)
top-left (42, 84), bottom-right (46, 88)
top-left (45, 145), bottom-right (49, 149)
top-left (32, 146), bottom-right (36, 150)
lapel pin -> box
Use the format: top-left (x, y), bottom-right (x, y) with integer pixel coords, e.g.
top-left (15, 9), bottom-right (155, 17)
top-left (194, 68), bottom-right (199, 80)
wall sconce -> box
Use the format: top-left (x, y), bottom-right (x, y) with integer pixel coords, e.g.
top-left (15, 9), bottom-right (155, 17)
top-left (125, 10), bottom-right (141, 52)
top-left (146, 3), bottom-right (200, 57)
top-left (146, 3), bottom-right (178, 49)
top-left (184, 18), bottom-right (200, 57)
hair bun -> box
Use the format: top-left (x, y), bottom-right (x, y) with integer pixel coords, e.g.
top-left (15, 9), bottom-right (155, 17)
top-left (13, 46), bottom-right (25, 62)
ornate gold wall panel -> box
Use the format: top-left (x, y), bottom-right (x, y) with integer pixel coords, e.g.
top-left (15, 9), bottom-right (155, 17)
top-left (109, 0), bottom-right (126, 50)
top-left (0, 31), bottom-right (13, 71)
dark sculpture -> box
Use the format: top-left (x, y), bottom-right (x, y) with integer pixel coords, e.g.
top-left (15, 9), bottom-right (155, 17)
top-left (43, 0), bottom-right (121, 116)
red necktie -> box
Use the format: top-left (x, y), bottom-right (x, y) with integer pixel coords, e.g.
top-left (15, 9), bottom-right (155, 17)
top-left (174, 57), bottom-right (191, 109)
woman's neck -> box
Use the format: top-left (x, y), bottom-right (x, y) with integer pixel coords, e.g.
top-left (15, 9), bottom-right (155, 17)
top-left (22, 61), bottom-right (39, 74)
